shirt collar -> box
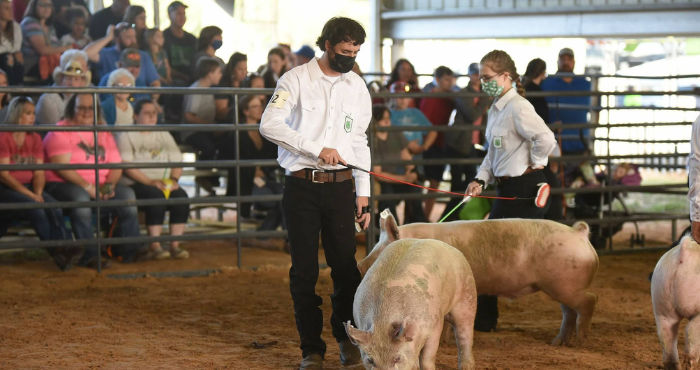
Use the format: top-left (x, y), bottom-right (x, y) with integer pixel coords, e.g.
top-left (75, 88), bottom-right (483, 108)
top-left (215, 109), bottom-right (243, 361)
top-left (493, 88), bottom-right (517, 111)
top-left (307, 57), bottom-right (351, 85)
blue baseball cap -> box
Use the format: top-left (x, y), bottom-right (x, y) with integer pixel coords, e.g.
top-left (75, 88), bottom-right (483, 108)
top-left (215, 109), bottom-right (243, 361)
top-left (468, 63), bottom-right (479, 75)
top-left (295, 45), bottom-right (315, 60)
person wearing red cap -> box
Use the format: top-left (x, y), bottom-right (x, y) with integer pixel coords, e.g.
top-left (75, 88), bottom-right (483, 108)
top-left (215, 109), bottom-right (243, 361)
top-left (388, 81), bottom-right (436, 157)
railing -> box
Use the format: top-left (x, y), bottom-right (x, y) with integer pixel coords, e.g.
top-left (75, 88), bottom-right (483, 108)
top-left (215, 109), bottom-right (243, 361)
top-left (381, 0), bottom-right (700, 16)
top-left (0, 84), bottom-right (696, 274)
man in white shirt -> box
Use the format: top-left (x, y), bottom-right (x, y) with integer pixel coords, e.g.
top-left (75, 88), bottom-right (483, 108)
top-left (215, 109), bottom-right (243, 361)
top-left (260, 17), bottom-right (371, 370)
top-left (689, 115), bottom-right (700, 242)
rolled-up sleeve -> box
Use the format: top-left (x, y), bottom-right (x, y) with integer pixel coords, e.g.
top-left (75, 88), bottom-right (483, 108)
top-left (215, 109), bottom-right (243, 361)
top-left (689, 116), bottom-right (700, 221)
top-left (513, 103), bottom-right (556, 167)
top-left (351, 87), bottom-right (372, 196)
top-left (260, 73), bottom-right (323, 159)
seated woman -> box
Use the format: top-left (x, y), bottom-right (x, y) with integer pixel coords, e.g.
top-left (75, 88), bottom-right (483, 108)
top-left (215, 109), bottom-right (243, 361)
top-left (0, 0), bottom-right (24, 85)
top-left (228, 95), bottom-right (285, 237)
top-left (43, 93), bottom-right (147, 269)
top-left (0, 96), bottom-right (74, 270)
top-left (371, 105), bottom-right (426, 225)
top-left (101, 68), bottom-right (135, 127)
top-left (117, 98), bottom-right (190, 260)
top-left (20, 0), bottom-right (70, 81)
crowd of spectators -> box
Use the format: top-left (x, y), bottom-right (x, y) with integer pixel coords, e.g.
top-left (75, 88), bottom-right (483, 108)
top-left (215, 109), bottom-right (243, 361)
top-left (0, 0), bottom-right (325, 271)
top-left (0, 0), bottom-right (594, 271)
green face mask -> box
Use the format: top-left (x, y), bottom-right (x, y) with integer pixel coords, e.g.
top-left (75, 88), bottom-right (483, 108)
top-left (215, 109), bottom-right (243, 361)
top-left (482, 79), bottom-right (504, 97)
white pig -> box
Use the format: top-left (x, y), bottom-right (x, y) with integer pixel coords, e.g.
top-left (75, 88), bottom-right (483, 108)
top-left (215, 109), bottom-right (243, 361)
top-left (358, 210), bottom-right (599, 346)
top-left (651, 236), bottom-right (700, 370)
top-left (345, 238), bottom-right (477, 370)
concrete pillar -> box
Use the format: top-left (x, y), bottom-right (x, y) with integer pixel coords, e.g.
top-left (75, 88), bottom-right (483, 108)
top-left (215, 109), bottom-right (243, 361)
top-left (368, 0), bottom-right (382, 76)
top-left (391, 39), bottom-right (405, 69)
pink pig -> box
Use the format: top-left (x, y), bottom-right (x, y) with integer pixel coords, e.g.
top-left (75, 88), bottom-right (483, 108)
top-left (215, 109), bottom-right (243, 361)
top-left (652, 236), bottom-right (700, 370)
top-left (345, 238), bottom-right (477, 370)
top-left (359, 210), bottom-right (599, 346)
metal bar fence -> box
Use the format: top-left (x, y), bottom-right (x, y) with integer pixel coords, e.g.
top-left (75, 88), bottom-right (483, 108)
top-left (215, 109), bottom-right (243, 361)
top-left (0, 85), bottom-right (696, 269)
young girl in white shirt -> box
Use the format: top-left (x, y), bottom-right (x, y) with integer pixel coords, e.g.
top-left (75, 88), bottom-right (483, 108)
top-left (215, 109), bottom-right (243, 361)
top-left (465, 49), bottom-right (557, 333)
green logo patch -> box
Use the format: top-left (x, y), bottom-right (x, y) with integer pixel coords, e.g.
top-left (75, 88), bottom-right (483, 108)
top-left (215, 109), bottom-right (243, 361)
top-left (493, 136), bottom-right (503, 149)
top-left (344, 115), bottom-right (353, 133)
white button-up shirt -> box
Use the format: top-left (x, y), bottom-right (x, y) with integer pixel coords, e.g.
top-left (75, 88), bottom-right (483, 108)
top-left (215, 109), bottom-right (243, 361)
top-left (476, 88), bottom-right (557, 185)
top-left (260, 58), bottom-right (372, 196)
top-left (689, 115), bottom-right (700, 221)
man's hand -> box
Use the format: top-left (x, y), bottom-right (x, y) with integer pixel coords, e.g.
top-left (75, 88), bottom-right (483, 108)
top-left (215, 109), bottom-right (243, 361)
top-left (105, 24), bottom-right (116, 40)
top-left (356, 196), bottom-right (370, 230)
top-left (692, 221), bottom-right (700, 243)
top-left (319, 148), bottom-right (346, 166)
top-left (466, 181), bottom-right (483, 197)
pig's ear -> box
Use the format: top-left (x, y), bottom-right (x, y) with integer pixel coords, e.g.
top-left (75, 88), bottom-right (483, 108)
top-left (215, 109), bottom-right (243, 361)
top-left (390, 321), bottom-right (414, 342)
top-left (345, 321), bottom-right (371, 347)
top-left (381, 211), bottom-right (400, 242)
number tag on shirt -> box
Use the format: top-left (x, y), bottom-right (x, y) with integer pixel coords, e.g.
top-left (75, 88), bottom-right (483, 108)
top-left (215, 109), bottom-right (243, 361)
top-left (269, 91), bottom-right (290, 108)
top-left (493, 136), bottom-right (503, 149)
top-left (344, 115), bottom-right (353, 133)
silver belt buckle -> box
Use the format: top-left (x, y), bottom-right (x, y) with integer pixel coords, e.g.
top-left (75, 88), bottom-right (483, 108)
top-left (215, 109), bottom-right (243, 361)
top-left (311, 170), bottom-right (322, 183)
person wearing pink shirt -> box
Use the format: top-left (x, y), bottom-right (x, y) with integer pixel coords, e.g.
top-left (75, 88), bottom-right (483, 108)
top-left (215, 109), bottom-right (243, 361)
top-left (0, 96), bottom-right (74, 270)
top-left (43, 93), bottom-right (148, 269)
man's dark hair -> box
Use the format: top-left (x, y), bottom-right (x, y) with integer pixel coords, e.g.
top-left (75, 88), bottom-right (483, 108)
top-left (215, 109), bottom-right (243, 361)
top-left (315, 17), bottom-right (366, 52)
top-left (434, 66), bottom-right (454, 79)
top-left (133, 98), bottom-right (154, 115)
top-left (196, 57), bottom-right (221, 80)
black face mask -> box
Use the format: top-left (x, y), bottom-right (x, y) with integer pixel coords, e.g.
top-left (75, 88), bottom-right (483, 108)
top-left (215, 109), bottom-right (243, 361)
top-left (329, 49), bottom-right (356, 74)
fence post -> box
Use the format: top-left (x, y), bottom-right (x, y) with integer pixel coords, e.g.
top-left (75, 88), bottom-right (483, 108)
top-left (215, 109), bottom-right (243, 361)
top-left (234, 94), bottom-right (242, 269)
top-left (93, 92), bottom-right (102, 273)
top-left (367, 118), bottom-right (376, 256)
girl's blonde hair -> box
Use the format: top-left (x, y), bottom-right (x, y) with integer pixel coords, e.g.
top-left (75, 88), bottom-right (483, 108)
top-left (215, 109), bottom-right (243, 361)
top-left (144, 28), bottom-right (162, 61)
top-left (5, 96), bottom-right (35, 125)
top-left (480, 50), bottom-right (525, 97)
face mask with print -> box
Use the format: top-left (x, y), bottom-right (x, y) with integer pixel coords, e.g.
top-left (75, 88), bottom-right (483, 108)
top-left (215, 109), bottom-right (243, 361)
top-left (482, 78), bottom-right (504, 97)
top-left (212, 40), bottom-right (223, 50)
top-left (329, 49), bottom-right (356, 74)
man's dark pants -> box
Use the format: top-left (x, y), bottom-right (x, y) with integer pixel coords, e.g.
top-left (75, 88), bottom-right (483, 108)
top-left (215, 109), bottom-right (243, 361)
top-left (283, 174), bottom-right (361, 358)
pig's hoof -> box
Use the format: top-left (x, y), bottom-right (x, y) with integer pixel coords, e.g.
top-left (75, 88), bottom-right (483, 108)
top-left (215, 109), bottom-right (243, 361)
top-left (551, 335), bottom-right (573, 347)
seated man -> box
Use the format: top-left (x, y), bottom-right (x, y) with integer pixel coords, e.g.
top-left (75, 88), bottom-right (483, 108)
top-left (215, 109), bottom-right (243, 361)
top-left (84, 22), bottom-right (160, 103)
top-left (97, 49), bottom-right (152, 103)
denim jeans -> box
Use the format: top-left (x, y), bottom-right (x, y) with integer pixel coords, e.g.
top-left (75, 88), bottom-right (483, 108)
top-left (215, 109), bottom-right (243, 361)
top-left (44, 182), bottom-right (144, 264)
top-left (0, 184), bottom-right (71, 242)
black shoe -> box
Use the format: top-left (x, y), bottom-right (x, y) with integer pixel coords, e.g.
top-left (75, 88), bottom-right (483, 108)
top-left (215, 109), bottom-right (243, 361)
top-left (339, 340), bottom-right (361, 366)
top-left (474, 321), bottom-right (497, 333)
top-left (52, 246), bottom-right (84, 271)
top-left (299, 353), bottom-right (323, 370)
top-left (82, 257), bottom-right (112, 270)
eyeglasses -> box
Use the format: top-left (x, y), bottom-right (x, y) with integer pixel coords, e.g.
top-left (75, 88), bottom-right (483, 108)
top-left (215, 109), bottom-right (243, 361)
top-left (37, 2), bottom-right (53, 8)
top-left (479, 73), bottom-right (503, 84)
top-left (115, 83), bottom-right (133, 87)
top-left (76, 105), bottom-right (94, 113)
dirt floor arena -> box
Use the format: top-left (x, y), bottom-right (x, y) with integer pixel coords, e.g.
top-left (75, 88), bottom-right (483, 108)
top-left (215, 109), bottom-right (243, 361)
top-left (0, 220), bottom-right (691, 369)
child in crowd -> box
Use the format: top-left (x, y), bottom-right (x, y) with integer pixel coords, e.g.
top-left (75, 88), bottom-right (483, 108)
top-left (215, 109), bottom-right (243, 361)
top-left (144, 28), bottom-right (171, 86)
top-left (59, 8), bottom-right (91, 49)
